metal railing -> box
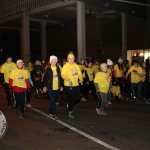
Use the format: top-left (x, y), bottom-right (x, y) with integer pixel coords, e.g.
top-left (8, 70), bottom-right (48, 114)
top-left (0, 0), bottom-right (60, 19)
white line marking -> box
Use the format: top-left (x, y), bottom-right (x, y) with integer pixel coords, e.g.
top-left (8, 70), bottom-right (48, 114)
top-left (31, 107), bottom-right (120, 150)
top-left (0, 91), bottom-right (121, 150)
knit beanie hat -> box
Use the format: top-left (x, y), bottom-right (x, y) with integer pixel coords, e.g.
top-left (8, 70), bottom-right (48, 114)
top-left (16, 59), bottom-right (23, 66)
top-left (67, 53), bottom-right (75, 59)
top-left (49, 55), bottom-right (58, 63)
top-left (107, 59), bottom-right (113, 65)
top-left (118, 57), bottom-right (123, 63)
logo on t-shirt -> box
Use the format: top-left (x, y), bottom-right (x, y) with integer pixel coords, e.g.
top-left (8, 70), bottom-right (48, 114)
top-left (18, 73), bottom-right (24, 80)
top-left (8, 67), bottom-right (13, 74)
top-left (0, 111), bottom-right (7, 139)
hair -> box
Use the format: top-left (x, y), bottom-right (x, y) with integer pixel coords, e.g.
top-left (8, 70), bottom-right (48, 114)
top-left (117, 62), bottom-right (123, 70)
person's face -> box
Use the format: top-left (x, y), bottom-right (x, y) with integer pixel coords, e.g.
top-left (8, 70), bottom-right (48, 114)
top-left (51, 58), bottom-right (57, 66)
top-left (35, 60), bottom-right (40, 65)
top-left (81, 60), bottom-right (84, 64)
top-left (17, 62), bottom-right (23, 69)
top-left (88, 62), bottom-right (92, 68)
top-left (101, 64), bottom-right (108, 72)
top-left (68, 57), bottom-right (74, 64)
top-left (134, 63), bottom-right (138, 67)
top-left (142, 63), bottom-right (146, 68)
top-left (7, 57), bottom-right (12, 63)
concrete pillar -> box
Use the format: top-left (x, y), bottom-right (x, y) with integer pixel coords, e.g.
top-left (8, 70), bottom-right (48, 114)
top-left (21, 11), bottom-right (30, 62)
top-left (121, 13), bottom-right (127, 61)
top-left (41, 21), bottom-right (47, 62)
top-left (77, 1), bottom-right (86, 61)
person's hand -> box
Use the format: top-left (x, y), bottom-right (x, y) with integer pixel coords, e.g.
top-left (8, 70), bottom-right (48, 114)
top-left (60, 87), bottom-right (63, 91)
top-left (9, 88), bottom-right (13, 96)
top-left (43, 87), bottom-right (47, 93)
top-left (68, 79), bottom-right (72, 83)
top-left (97, 89), bottom-right (100, 92)
top-left (27, 88), bottom-right (31, 94)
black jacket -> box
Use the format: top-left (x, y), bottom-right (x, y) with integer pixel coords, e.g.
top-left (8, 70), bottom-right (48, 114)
top-left (32, 65), bottom-right (44, 77)
top-left (43, 65), bottom-right (63, 90)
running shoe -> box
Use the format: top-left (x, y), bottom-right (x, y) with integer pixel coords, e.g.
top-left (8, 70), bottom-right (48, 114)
top-left (55, 102), bottom-right (60, 105)
top-left (69, 112), bottom-right (74, 119)
top-left (96, 108), bottom-right (101, 115)
top-left (53, 114), bottom-right (58, 120)
top-left (100, 111), bottom-right (107, 115)
top-left (81, 97), bottom-right (87, 102)
top-left (26, 103), bottom-right (32, 108)
top-left (20, 114), bottom-right (26, 119)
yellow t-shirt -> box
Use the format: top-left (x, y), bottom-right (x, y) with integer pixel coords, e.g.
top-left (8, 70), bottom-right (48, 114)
top-left (92, 64), bottom-right (99, 75)
top-left (28, 62), bottom-right (33, 72)
top-left (9, 68), bottom-right (28, 88)
top-left (114, 64), bottom-right (123, 77)
top-left (127, 66), bottom-right (142, 83)
top-left (51, 66), bottom-right (59, 90)
top-left (1, 62), bottom-right (16, 83)
top-left (141, 68), bottom-right (146, 82)
top-left (86, 68), bottom-right (94, 81)
top-left (94, 71), bottom-right (111, 94)
top-left (61, 62), bottom-right (83, 86)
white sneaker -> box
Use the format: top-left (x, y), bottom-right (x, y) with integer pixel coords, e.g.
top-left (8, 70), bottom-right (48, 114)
top-left (55, 102), bottom-right (60, 105)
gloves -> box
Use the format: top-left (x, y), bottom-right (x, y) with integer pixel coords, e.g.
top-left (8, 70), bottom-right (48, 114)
top-left (27, 88), bottom-right (31, 94)
top-left (9, 88), bottom-right (13, 96)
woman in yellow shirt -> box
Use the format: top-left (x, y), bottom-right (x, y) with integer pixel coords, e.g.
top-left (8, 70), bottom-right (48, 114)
top-left (84, 61), bottom-right (96, 99)
top-left (43, 55), bottom-right (63, 120)
top-left (61, 52), bottom-right (83, 118)
top-left (114, 57), bottom-right (124, 95)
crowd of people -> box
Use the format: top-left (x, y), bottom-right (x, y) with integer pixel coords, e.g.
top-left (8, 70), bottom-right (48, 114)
top-left (0, 52), bottom-right (150, 120)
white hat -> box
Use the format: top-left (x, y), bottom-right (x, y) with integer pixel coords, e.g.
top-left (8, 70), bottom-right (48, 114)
top-left (16, 59), bottom-right (23, 66)
top-left (107, 59), bottom-right (113, 65)
top-left (49, 55), bottom-right (58, 64)
top-left (118, 57), bottom-right (123, 63)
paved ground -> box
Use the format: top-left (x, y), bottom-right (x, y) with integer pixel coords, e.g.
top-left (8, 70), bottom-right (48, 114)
top-left (0, 89), bottom-right (150, 150)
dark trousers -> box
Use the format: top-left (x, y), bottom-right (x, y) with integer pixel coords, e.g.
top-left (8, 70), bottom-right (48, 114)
top-left (142, 82), bottom-right (149, 99)
top-left (127, 81), bottom-right (142, 101)
top-left (65, 86), bottom-right (81, 111)
top-left (85, 81), bottom-right (96, 97)
top-left (26, 91), bottom-right (30, 103)
top-left (117, 77), bottom-right (123, 94)
top-left (47, 90), bottom-right (58, 115)
top-left (80, 79), bottom-right (86, 98)
top-left (5, 83), bottom-right (12, 106)
top-left (14, 92), bottom-right (25, 114)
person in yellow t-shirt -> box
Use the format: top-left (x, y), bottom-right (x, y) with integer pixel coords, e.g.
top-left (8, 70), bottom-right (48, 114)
top-left (94, 63), bottom-right (111, 115)
top-left (9, 59), bottom-right (31, 119)
top-left (61, 52), bottom-right (83, 119)
top-left (125, 60), bottom-right (143, 104)
top-left (92, 59), bottom-right (100, 76)
top-left (84, 61), bottom-right (96, 99)
top-left (114, 57), bottom-right (124, 95)
top-left (1, 55), bottom-right (16, 108)
top-left (43, 55), bottom-right (63, 120)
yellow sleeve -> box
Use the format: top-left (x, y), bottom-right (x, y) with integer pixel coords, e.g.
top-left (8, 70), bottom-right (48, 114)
top-left (127, 66), bottom-right (133, 73)
top-left (0, 64), bottom-right (5, 73)
top-left (94, 72), bottom-right (100, 83)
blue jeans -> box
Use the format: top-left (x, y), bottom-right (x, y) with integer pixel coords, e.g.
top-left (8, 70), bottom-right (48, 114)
top-left (127, 81), bottom-right (142, 101)
top-left (47, 90), bottom-right (58, 115)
